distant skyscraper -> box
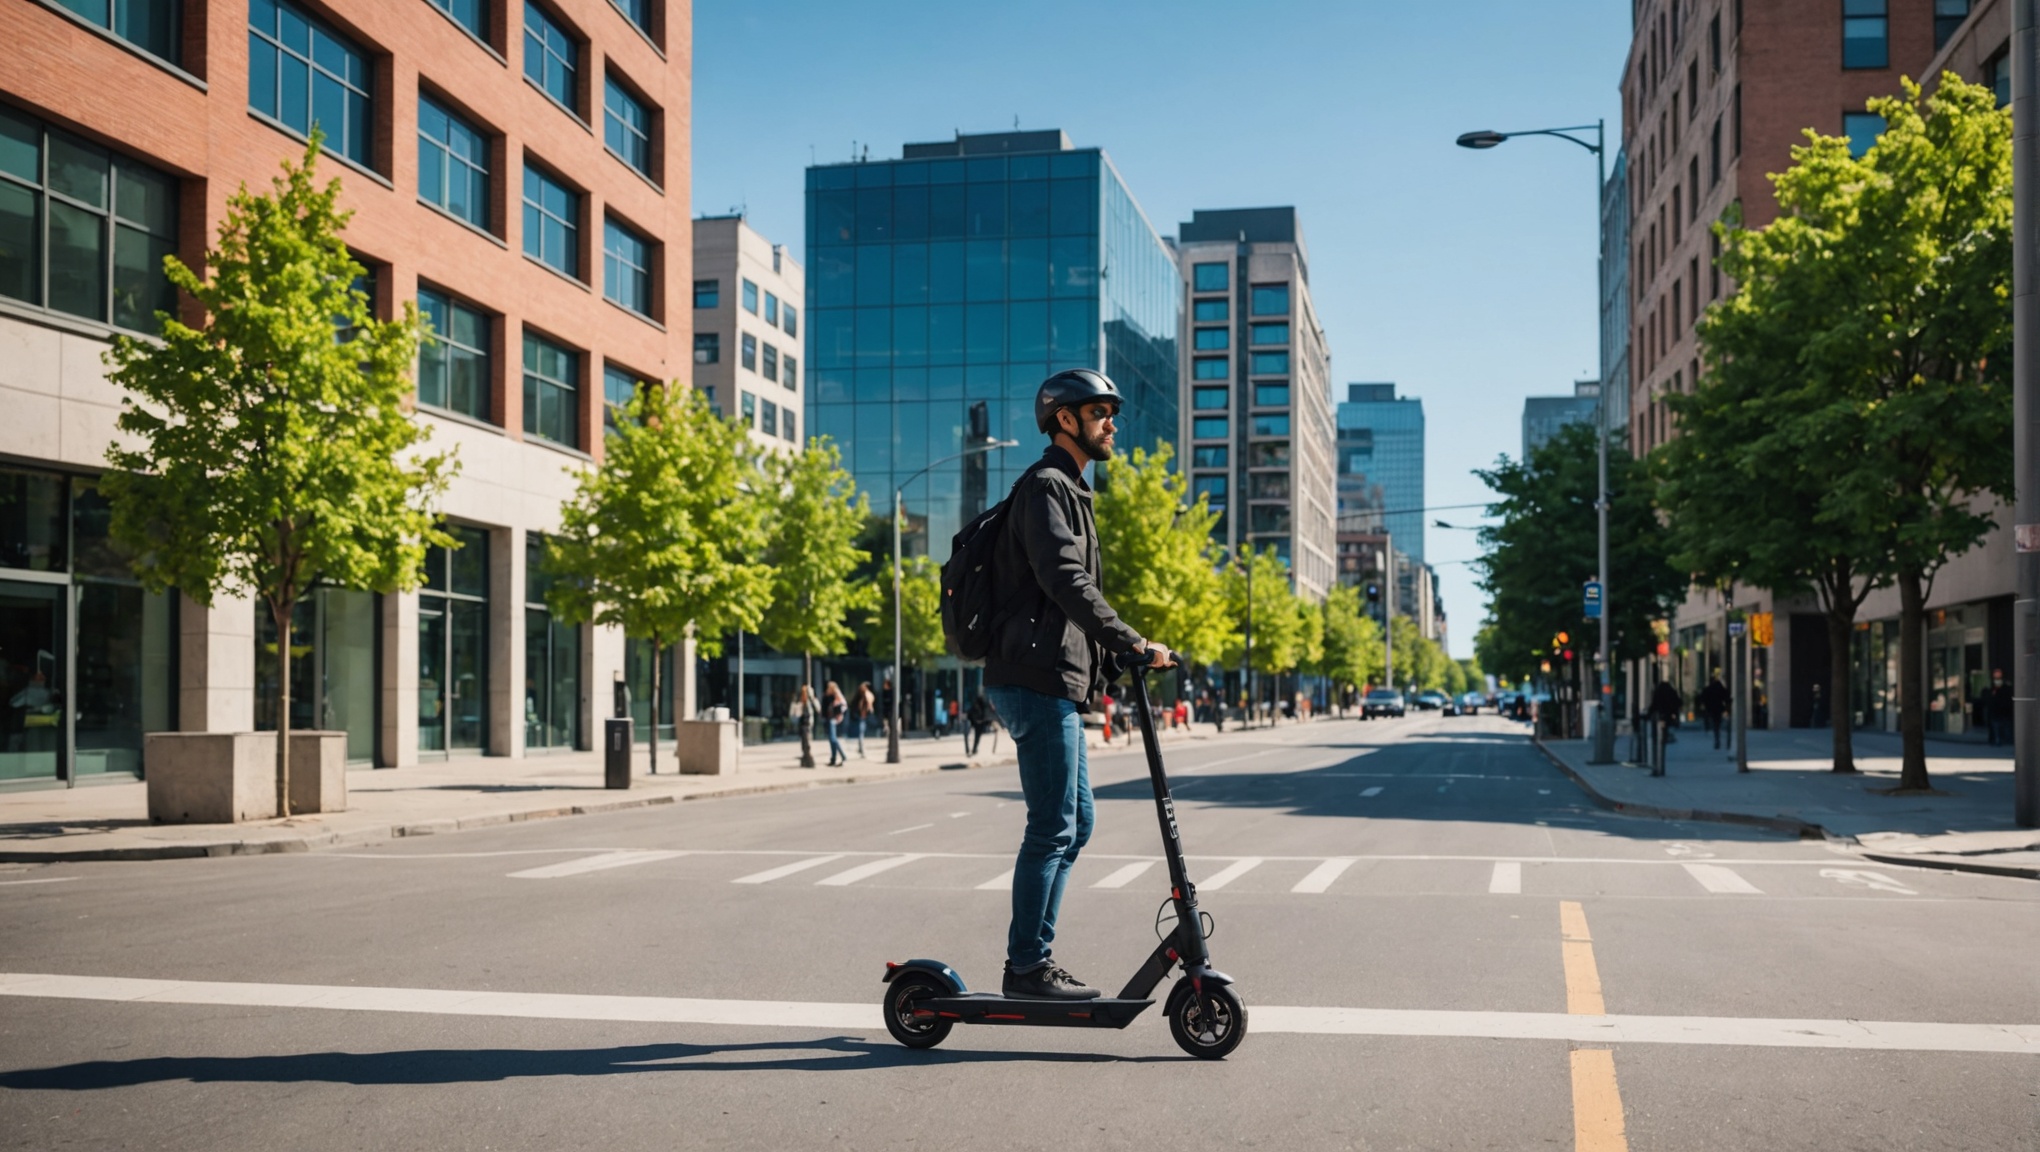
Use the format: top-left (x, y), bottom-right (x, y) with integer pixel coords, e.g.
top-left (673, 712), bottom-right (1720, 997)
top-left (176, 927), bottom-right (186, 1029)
top-left (1173, 207), bottom-right (1336, 599)
top-left (693, 215), bottom-right (804, 455)
top-left (1600, 147), bottom-right (1629, 440)
top-left (1522, 380), bottom-right (1602, 459)
top-left (803, 130), bottom-right (1180, 556)
top-left (1335, 383), bottom-right (1425, 565)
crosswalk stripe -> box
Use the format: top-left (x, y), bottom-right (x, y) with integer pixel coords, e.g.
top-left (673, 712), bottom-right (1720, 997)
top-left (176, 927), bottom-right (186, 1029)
top-left (507, 851), bottom-right (686, 880)
top-left (730, 854), bottom-right (846, 885)
top-left (1489, 861), bottom-right (1523, 894)
top-left (815, 855), bottom-right (924, 887)
top-left (1092, 861), bottom-right (1156, 889)
top-left (1199, 858), bottom-right (1264, 891)
top-left (1682, 862), bottom-right (1763, 894)
top-left (1360, 786), bottom-right (1385, 798)
top-left (976, 868), bottom-right (1015, 891)
top-left (1291, 858), bottom-right (1357, 894)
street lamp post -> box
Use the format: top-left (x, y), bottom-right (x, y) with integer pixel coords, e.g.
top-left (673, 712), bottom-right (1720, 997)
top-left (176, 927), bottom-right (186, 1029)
top-left (888, 437), bottom-right (1019, 764)
top-left (1457, 120), bottom-right (1617, 763)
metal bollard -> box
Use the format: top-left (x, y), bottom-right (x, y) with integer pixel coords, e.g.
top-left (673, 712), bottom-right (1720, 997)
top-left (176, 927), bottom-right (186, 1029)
top-left (604, 717), bottom-right (632, 789)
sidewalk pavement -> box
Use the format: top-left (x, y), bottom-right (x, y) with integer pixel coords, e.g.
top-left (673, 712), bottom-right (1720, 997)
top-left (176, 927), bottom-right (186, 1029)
top-left (0, 713), bottom-right (1264, 864)
top-left (1536, 725), bottom-right (2039, 880)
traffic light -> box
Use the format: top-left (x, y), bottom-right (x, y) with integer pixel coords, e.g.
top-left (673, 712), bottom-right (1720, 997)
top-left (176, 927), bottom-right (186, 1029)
top-left (1555, 631), bottom-right (1570, 646)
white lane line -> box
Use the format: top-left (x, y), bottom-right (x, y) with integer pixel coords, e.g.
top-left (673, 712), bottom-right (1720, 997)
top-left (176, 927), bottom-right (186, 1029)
top-left (1198, 858), bottom-right (1264, 891)
top-left (948, 811), bottom-right (971, 819)
top-left (1091, 860), bottom-right (1157, 889)
top-left (5, 973), bottom-right (2031, 1054)
top-left (0, 877), bottom-right (79, 887)
top-left (506, 851), bottom-right (686, 879)
top-left (815, 855), bottom-right (924, 886)
top-left (1820, 868), bottom-right (1919, 896)
top-left (976, 868), bottom-right (1015, 891)
top-left (1360, 786), bottom-right (1385, 798)
top-left (731, 854), bottom-right (846, 885)
top-left (1682, 862), bottom-right (1764, 895)
top-left (887, 823), bottom-right (934, 835)
top-left (1291, 858), bottom-right (1357, 894)
top-left (1489, 861), bottom-right (1523, 894)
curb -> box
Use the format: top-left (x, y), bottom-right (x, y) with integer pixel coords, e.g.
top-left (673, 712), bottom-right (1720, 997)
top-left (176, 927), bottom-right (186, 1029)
top-left (1858, 851), bottom-right (2040, 881)
top-left (1528, 735), bottom-right (1820, 839)
top-left (0, 755), bottom-right (1021, 864)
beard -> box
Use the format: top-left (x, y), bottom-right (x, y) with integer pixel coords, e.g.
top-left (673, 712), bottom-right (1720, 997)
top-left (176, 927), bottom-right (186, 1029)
top-left (1074, 422), bottom-right (1114, 462)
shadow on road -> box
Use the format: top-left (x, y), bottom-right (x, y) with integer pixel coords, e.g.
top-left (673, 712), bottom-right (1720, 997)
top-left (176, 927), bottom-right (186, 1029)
top-left (0, 1036), bottom-right (1181, 1087)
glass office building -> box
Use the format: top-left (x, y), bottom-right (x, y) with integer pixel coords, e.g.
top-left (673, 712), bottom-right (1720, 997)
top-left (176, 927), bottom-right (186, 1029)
top-left (1335, 383), bottom-right (1426, 565)
top-left (805, 130), bottom-right (1180, 556)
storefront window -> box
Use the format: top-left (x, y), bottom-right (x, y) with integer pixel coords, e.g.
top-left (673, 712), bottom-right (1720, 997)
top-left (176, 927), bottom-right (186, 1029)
top-left (420, 525), bottom-right (489, 753)
top-left (625, 635), bottom-right (675, 742)
top-left (524, 534), bottom-right (580, 751)
top-left (255, 586), bottom-right (377, 763)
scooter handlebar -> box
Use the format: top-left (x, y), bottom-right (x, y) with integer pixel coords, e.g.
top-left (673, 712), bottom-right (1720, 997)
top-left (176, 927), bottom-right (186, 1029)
top-left (1113, 647), bottom-right (1158, 673)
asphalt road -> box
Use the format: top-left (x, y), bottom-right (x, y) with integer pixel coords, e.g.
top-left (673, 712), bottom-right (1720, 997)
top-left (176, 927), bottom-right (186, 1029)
top-left (1, 712), bottom-right (2035, 1151)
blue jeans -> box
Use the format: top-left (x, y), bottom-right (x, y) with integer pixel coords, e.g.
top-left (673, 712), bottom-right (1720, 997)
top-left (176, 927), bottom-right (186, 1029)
top-left (988, 685), bottom-right (1093, 973)
top-left (825, 719), bottom-right (845, 763)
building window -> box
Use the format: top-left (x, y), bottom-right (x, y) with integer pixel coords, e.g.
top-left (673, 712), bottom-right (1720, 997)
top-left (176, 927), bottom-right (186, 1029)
top-left (1192, 262), bottom-right (1227, 292)
top-left (1193, 476), bottom-right (1227, 508)
top-left (1192, 445), bottom-right (1228, 469)
top-left (1934, 0), bottom-right (1970, 48)
top-left (783, 303), bottom-right (798, 338)
top-left (1842, 0), bottom-right (1888, 69)
top-left (0, 105), bottom-right (180, 333)
top-left (768, 292), bottom-right (785, 327)
top-left (418, 524), bottom-right (488, 753)
top-left (417, 289), bottom-right (490, 420)
top-left (248, 0), bottom-right (372, 166)
top-left (1193, 298), bottom-right (1228, 323)
top-left (740, 390), bottom-right (755, 426)
top-left (1710, 232), bottom-right (1721, 299)
top-left (1192, 357), bottom-right (1227, 381)
top-left (1250, 283), bottom-right (1289, 316)
top-left (694, 278), bottom-right (719, 308)
top-left (1250, 473), bottom-right (1290, 500)
top-left (524, 533), bottom-right (580, 751)
top-left (1672, 187), bottom-right (1682, 244)
top-left (522, 330), bottom-right (578, 447)
top-left (1709, 13), bottom-right (1720, 72)
top-left (1843, 112), bottom-right (1885, 158)
top-left (56, 0), bottom-right (181, 63)
top-left (417, 96), bottom-right (489, 230)
top-left (1192, 416), bottom-right (1229, 440)
top-left (522, 165), bottom-right (579, 278)
top-left (1250, 441), bottom-right (1290, 467)
top-left (694, 332), bottom-right (719, 363)
top-left (782, 409), bottom-right (796, 443)
top-left (614, 0), bottom-right (652, 36)
top-left (1253, 383), bottom-right (1290, 408)
top-left (602, 215), bottom-right (652, 316)
top-left (1688, 257), bottom-right (1701, 323)
top-left (1251, 414), bottom-right (1290, 438)
top-left (428, 0), bottom-right (485, 41)
top-left (761, 343), bottom-right (779, 382)
top-left (760, 397), bottom-right (778, 438)
top-left (523, 1), bottom-right (578, 111)
top-left (741, 332), bottom-right (757, 371)
top-left (1987, 49), bottom-right (2012, 108)
top-left (1732, 85), bottom-right (1742, 156)
top-left (1687, 157), bottom-right (1699, 220)
top-left (1193, 327), bottom-right (1229, 351)
top-left (783, 355), bottom-right (797, 390)
top-left (741, 278), bottom-right (759, 313)
top-left (602, 364), bottom-right (644, 434)
top-left (603, 75), bottom-right (652, 178)
top-left (1250, 322), bottom-right (1289, 346)
top-left (1192, 387), bottom-right (1228, 411)
top-left (1710, 118), bottom-right (1722, 186)
top-left (1249, 352), bottom-right (1290, 376)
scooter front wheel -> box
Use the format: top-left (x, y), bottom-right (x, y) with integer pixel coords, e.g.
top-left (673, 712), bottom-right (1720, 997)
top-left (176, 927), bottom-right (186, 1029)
top-left (1167, 978), bottom-right (1246, 1059)
top-left (883, 973), bottom-right (953, 1049)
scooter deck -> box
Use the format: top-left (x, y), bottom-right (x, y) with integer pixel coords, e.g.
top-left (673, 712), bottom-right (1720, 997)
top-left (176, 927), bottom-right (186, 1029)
top-left (922, 993), bottom-right (1154, 1029)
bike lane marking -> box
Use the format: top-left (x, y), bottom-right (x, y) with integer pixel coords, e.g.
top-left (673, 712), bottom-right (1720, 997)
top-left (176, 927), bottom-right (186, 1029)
top-left (506, 851), bottom-right (687, 879)
top-left (1559, 900), bottom-right (1627, 1152)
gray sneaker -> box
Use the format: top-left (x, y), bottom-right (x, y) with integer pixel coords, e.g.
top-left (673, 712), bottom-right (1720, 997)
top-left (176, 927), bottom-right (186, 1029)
top-left (1002, 964), bottom-right (1102, 1000)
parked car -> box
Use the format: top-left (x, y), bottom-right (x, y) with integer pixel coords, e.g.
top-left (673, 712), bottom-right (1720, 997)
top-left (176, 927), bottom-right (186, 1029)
top-left (1414, 690), bottom-right (1451, 712)
top-left (1362, 688), bottom-right (1406, 719)
top-left (1458, 692), bottom-right (1485, 715)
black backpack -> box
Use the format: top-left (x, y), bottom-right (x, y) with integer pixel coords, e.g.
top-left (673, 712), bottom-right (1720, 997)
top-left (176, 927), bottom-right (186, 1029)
top-left (940, 463), bottom-right (1047, 661)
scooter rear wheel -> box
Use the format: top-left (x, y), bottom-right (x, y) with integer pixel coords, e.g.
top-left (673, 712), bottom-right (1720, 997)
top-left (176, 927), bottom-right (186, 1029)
top-left (883, 973), bottom-right (953, 1049)
top-left (1167, 978), bottom-right (1246, 1059)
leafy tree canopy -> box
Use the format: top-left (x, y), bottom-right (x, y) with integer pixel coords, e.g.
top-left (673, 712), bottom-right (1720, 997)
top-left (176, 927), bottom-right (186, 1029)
top-left (1095, 442), bottom-right (1236, 664)
top-left (757, 439), bottom-right (878, 660)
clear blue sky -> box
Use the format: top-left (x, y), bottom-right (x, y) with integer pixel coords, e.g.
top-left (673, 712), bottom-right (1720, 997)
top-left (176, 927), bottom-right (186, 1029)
top-left (693, 0), bottom-right (1634, 659)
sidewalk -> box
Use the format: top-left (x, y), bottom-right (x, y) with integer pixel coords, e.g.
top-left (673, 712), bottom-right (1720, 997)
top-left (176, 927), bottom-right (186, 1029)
top-left (1536, 726), bottom-right (2040, 880)
top-left (0, 714), bottom-right (1246, 864)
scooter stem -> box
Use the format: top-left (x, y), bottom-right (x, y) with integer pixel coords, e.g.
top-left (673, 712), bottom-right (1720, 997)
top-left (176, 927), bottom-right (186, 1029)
top-left (1120, 659), bottom-right (1213, 976)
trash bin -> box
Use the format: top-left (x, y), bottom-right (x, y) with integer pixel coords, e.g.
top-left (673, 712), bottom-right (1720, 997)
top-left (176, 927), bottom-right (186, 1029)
top-left (604, 717), bottom-right (632, 789)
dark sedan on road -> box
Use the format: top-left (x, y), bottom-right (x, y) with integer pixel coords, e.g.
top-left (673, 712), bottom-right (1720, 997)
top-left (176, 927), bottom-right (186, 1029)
top-left (1362, 688), bottom-right (1406, 719)
top-left (1414, 690), bottom-right (1451, 712)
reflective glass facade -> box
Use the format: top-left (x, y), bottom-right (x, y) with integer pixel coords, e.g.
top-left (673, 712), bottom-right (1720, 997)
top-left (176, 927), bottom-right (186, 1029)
top-left (1336, 383), bottom-right (1425, 564)
top-left (805, 139), bottom-right (1179, 555)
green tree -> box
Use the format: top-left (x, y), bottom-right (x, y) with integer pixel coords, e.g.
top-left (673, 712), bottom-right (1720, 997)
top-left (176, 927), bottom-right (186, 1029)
top-left (1319, 585), bottom-right (1386, 701)
top-left (758, 439), bottom-right (877, 765)
top-left (1476, 422), bottom-right (1686, 691)
top-left (544, 383), bottom-right (771, 775)
top-left (103, 139), bottom-right (451, 817)
top-left (863, 554), bottom-right (946, 668)
top-left (1443, 657), bottom-right (1469, 696)
top-left (1095, 443), bottom-right (1236, 666)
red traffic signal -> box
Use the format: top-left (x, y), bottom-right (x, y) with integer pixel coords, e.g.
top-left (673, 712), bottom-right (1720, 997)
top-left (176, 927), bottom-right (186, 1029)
top-left (1562, 649), bottom-right (1574, 662)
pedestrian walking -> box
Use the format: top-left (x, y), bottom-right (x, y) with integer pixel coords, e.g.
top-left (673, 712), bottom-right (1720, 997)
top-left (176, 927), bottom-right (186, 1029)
top-left (853, 681), bottom-right (874, 758)
top-left (824, 681), bottom-right (848, 766)
top-left (1981, 669), bottom-right (2014, 747)
top-left (966, 690), bottom-right (996, 756)
top-left (880, 676), bottom-right (895, 739)
top-left (1809, 682), bottom-right (1828, 728)
top-left (1699, 673), bottom-right (1730, 750)
top-left (947, 696), bottom-right (961, 740)
top-left (933, 687), bottom-right (947, 737)
top-left (1651, 679), bottom-right (1683, 745)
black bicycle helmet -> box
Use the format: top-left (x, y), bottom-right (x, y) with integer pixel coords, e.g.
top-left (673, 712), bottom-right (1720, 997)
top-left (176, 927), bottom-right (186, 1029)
top-left (1034, 369), bottom-right (1122, 434)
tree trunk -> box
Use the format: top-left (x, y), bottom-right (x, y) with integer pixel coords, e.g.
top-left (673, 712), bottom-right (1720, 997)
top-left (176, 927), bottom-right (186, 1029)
top-left (648, 641), bottom-right (660, 778)
top-left (1895, 570), bottom-right (1932, 791)
top-left (1825, 605), bottom-right (1860, 773)
top-left (799, 652), bottom-right (815, 767)
top-left (272, 599), bottom-right (293, 819)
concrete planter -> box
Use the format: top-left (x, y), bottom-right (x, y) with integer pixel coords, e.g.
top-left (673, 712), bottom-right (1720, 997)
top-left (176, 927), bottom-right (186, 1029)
top-left (675, 719), bottom-right (740, 775)
top-left (144, 731), bottom-right (348, 824)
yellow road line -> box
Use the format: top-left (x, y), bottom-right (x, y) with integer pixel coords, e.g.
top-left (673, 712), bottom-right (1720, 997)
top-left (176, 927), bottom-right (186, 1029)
top-left (1570, 1048), bottom-right (1630, 1152)
top-left (1560, 900), bottom-right (1605, 1016)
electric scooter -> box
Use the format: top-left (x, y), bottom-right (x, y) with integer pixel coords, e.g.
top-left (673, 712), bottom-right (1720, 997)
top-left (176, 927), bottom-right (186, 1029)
top-left (879, 649), bottom-right (1246, 1059)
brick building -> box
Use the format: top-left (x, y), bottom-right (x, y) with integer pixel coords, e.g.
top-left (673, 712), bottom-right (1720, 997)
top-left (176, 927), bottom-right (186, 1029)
top-left (0, 0), bottom-right (692, 787)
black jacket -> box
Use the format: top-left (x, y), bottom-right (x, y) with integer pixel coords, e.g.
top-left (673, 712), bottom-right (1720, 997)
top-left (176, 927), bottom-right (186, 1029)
top-left (983, 446), bottom-right (1145, 709)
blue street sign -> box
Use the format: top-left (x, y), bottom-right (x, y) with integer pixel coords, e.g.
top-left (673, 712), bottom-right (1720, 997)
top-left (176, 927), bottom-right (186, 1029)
top-left (1582, 580), bottom-right (1603, 620)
